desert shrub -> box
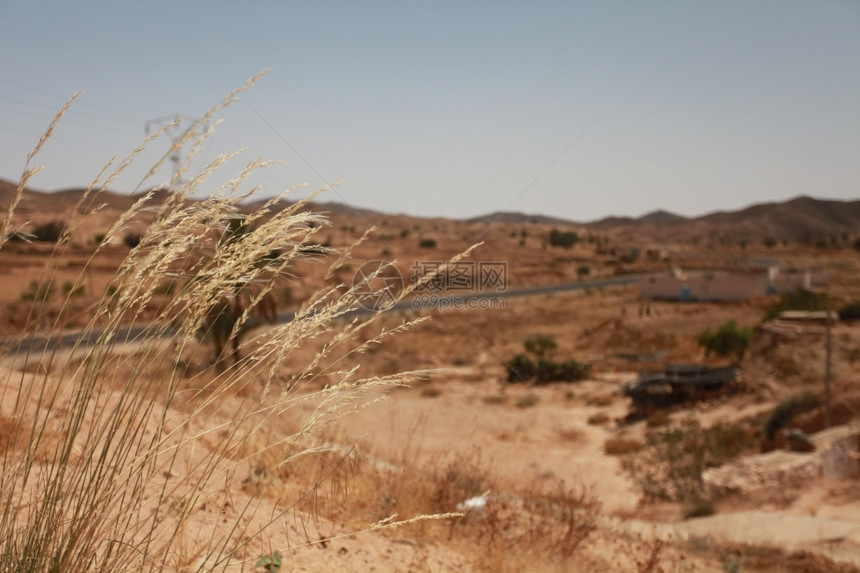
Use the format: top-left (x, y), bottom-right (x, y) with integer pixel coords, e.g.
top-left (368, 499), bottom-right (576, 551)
top-left (646, 410), bottom-right (671, 428)
top-left (838, 301), bottom-right (860, 322)
top-left (587, 412), bottom-right (609, 425)
top-left (61, 280), bottom-right (85, 298)
top-left (622, 419), bottom-right (756, 503)
top-left (507, 336), bottom-right (590, 384)
top-left (763, 391), bottom-right (821, 440)
top-left (604, 436), bottom-right (643, 455)
top-left (549, 228), bottom-right (578, 248)
top-left (122, 232), bottom-right (142, 248)
top-left (507, 354), bottom-right (536, 382)
top-left (697, 320), bottom-right (752, 361)
top-left (764, 288), bottom-right (829, 321)
top-left (32, 220), bottom-right (66, 242)
top-left (419, 238), bottom-right (437, 248)
top-left (20, 278), bottom-right (54, 302)
top-left (523, 335), bottom-right (557, 358)
top-left (364, 450), bottom-right (600, 569)
top-left (537, 357), bottom-right (591, 382)
top-left (507, 355), bottom-right (590, 384)
top-left (516, 394), bottom-right (539, 408)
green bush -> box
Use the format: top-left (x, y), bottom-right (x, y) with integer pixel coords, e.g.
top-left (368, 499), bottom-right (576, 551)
top-left (62, 280), bottom-right (85, 298)
top-left (506, 354), bottom-right (590, 384)
top-left (523, 335), bottom-right (557, 358)
top-left (763, 391), bottom-right (820, 440)
top-left (549, 229), bottom-right (578, 248)
top-left (419, 238), bottom-right (437, 249)
top-left (32, 220), bottom-right (66, 242)
top-left (697, 320), bottom-right (752, 361)
top-left (21, 279), bottom-right (54, 302)
top-left (764, 288), bottom-right (829, 321)
top-left (622, 419), bottom-right (756, 503)
top-left (507, 354), bottom-right (536, 382)
top-left (123, 232), bottom-right (142, 248)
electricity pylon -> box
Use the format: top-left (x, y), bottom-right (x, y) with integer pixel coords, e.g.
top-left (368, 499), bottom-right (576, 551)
top-left (145, 114), bottom-right (205, 188)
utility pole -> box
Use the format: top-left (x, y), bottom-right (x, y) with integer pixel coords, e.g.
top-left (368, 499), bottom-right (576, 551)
top-left (825, 292), bottom-right (832, 429)
top-left (145, 115), bottom-right (205, 188)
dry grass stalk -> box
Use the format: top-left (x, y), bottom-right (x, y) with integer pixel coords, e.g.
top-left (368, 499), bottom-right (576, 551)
top-left (0, 75), bottom-right (462, 572)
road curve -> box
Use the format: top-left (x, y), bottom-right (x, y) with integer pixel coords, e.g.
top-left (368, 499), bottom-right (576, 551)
top-left (1, 274), bottom-right (644, 355)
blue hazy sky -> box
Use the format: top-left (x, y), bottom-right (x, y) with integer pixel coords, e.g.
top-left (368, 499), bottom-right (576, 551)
top-left (1, 1), bottom-right (857, 222)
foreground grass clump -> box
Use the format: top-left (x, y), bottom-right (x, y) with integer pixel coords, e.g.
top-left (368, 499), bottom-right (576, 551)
top-left (621, 419), bottom-right (756, 511)
top-left (335, 448), bottom-right (602, 572)
top-left (0, 76), bottom-right (453, 571)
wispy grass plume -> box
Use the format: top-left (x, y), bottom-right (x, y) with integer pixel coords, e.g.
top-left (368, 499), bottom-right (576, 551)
top-left (0, 74), bottom-right (451, 572)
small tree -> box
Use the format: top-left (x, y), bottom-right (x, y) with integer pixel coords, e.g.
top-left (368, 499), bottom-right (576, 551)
top-left (195, 217), bottom-right (280, 371)
top-left (32, 220), bottom-right (66, 242)
top-left (697, 320), bottom-right (752, 361)
top-left (549, 229), bottom-right (578, 249)
top-left (524, 335), bottom-right (557, 359)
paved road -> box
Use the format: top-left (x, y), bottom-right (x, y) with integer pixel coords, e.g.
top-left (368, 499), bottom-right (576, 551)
top-left (0, 274), bottom-right (644, 355)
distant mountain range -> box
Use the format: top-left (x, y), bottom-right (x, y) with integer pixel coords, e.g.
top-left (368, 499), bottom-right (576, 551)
top-left (469, 197), bottom-right (860, 243)
top-left (1, 178), bottom-right (858, 244)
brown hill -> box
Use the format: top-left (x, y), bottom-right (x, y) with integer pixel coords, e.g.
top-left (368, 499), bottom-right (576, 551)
top-left (698, 196), bottom-right (860, 242)
top-left (1, 178), bottom-right (857, 246)
top-left (578, 196), bottom-right (859, 245)
top-left (466, 211), bottom-right (581, 227)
